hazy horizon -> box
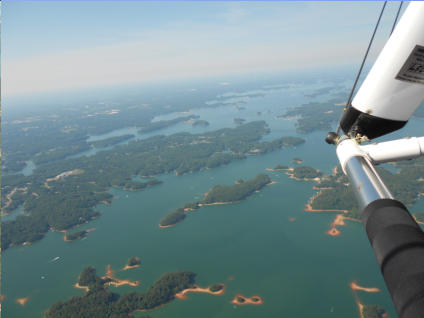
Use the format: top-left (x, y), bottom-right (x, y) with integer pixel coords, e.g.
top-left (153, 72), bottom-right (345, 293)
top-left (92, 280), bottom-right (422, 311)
top-left (1, 1), bottom-right (407, 97)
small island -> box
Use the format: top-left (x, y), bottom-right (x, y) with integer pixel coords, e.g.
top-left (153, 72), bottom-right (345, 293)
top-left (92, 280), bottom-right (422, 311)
top-left (233, 118), bottom-right (246, 125)
top-left (123, 257), bottom-right (141, 270)
top-left (231, 294), bottom-right (263, 306)
top-left (287, 166), bottom-right (322, 180)
top-left (159, 174), bottom-right (272, 228)
top-left (266, 164), bottom-right (290, 171)
top-left (192, 119), bottom-right (210, 127)
top-left (292, 157), bottom-right (303, 164)
top-left (16, 297), bottom-right (29, 306)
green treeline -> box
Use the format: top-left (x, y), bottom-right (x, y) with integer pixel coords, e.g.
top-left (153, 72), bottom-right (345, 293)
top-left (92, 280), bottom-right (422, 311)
top-left (192, 120), bottom-right (210, 127)
top-left (139, 115), bottom-right (199, 133)
top-left (65, 230), bottom-right (89, 241)
top-left (89, 135), bottom-right (134, 148)
top-left (283, 100), bottom-right (340, 133)
top-left (159, 174), bottom-right (271, 227)
top-left (201, 174), bottom-right (271, 204)
top-left (159, 208), bottom-right (186, 227)
top-left (127, 257), bottom-right (141, 267)
top-left (2, 121), bottom-right (303, 249)
top-left (44, 267), bottom-right (196, 318)
top-left (273, 164), bottom-right (289, 170)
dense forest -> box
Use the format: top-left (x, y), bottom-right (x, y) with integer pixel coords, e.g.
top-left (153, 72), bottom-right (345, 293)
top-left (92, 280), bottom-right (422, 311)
top-left (192, 119), bottom-right (210, 127)
top-left (291, 166), bottom-right (322, 179)
top-left (2, 121), bottom-right (304, 249)
top-left (127, 257), bottom-right (141, 267)
top-left (159, 174), bottom-right (271, 227)
top-left (44, 267), bottom-right (196, 318)
top-left (65, 230), bottom-right (89, 242)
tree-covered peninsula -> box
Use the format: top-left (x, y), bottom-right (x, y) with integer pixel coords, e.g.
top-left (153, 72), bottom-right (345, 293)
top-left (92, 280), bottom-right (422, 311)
top-left (159, 174), bottom-right (272, 227)
top-left (2, 121), bottom-right (304, 249)
top-left (44, 267), bottom-right (196, 318)
top-left (299, 159), bottom-right (424, 220)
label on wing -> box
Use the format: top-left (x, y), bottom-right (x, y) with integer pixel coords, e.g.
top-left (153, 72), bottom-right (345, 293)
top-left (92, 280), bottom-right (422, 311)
top-left (396, 45), bottom-right (424, 85)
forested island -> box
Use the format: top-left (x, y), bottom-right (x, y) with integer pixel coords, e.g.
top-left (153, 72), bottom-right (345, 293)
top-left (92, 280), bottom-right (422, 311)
top-left (2, 121), bottom-right (304, 249)
top-left (192, 119), bottom-right (210, 127)
top-left (123, 257), bottom-right (141, 270)
top-left (45, 267), bottom-right (197, 318)
top-left (266, 164), bottom-right (289, 171)
top-left (159, 174), bottom-right (272, 227)
top-left (289, 166), bottom-right (322, 180)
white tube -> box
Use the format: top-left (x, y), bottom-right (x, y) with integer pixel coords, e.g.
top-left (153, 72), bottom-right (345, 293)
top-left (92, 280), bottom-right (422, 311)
top-left (360, 137), bottom-right (424, 164)
top-left (351, 2), bottom-right (424, 121)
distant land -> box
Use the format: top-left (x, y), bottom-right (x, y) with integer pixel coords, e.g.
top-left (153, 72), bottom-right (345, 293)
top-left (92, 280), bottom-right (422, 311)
top-left (192, 119), bottom-right (210, 127)
top-left (159, 174), bottom-right (273, 227)
top-left (2, 121), bottom-right (304, 249)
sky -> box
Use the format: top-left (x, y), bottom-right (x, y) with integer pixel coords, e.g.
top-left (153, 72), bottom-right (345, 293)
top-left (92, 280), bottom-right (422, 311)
top-left (1, 1), bottom-right (408, 97)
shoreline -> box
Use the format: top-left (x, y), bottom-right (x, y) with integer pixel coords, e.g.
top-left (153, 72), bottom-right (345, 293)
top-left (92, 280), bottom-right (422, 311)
top-left (122, 264), bottom-right (140, 271)
top-left (102, 265), bottom-right (140, 287)
top-left (175, 284), bottom-right (225, 300)
top-left (74, 283), bottom-right (89, 292)
top-left (16, 297), bottom-right (29, 306)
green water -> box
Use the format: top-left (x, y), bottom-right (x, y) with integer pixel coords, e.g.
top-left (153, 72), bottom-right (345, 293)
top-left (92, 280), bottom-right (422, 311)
top-left (4, 78), bottom-right (421, 318)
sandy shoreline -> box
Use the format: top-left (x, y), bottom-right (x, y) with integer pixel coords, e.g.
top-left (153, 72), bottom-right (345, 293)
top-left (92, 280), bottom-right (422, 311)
top-left (175, 284), bottom-right (225, 300)
top-left (350, 281), bottom-right (385, 318)
top-left (16, 297), bottom-right (29, 306)
top-left (350, 281), bottom-right (381, 293)
top-left (122, 264), bottom-right (140, 271)
top-left (102, 265), bottom-right (140, 287)
top-left (74, 283), bottom-right (89, 292)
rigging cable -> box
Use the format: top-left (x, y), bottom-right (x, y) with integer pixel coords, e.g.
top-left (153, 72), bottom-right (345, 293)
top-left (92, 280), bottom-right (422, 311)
top-left (390, 1), bottom-right (403, 36)
top-left (335, 1), bottom-right (387, 135)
